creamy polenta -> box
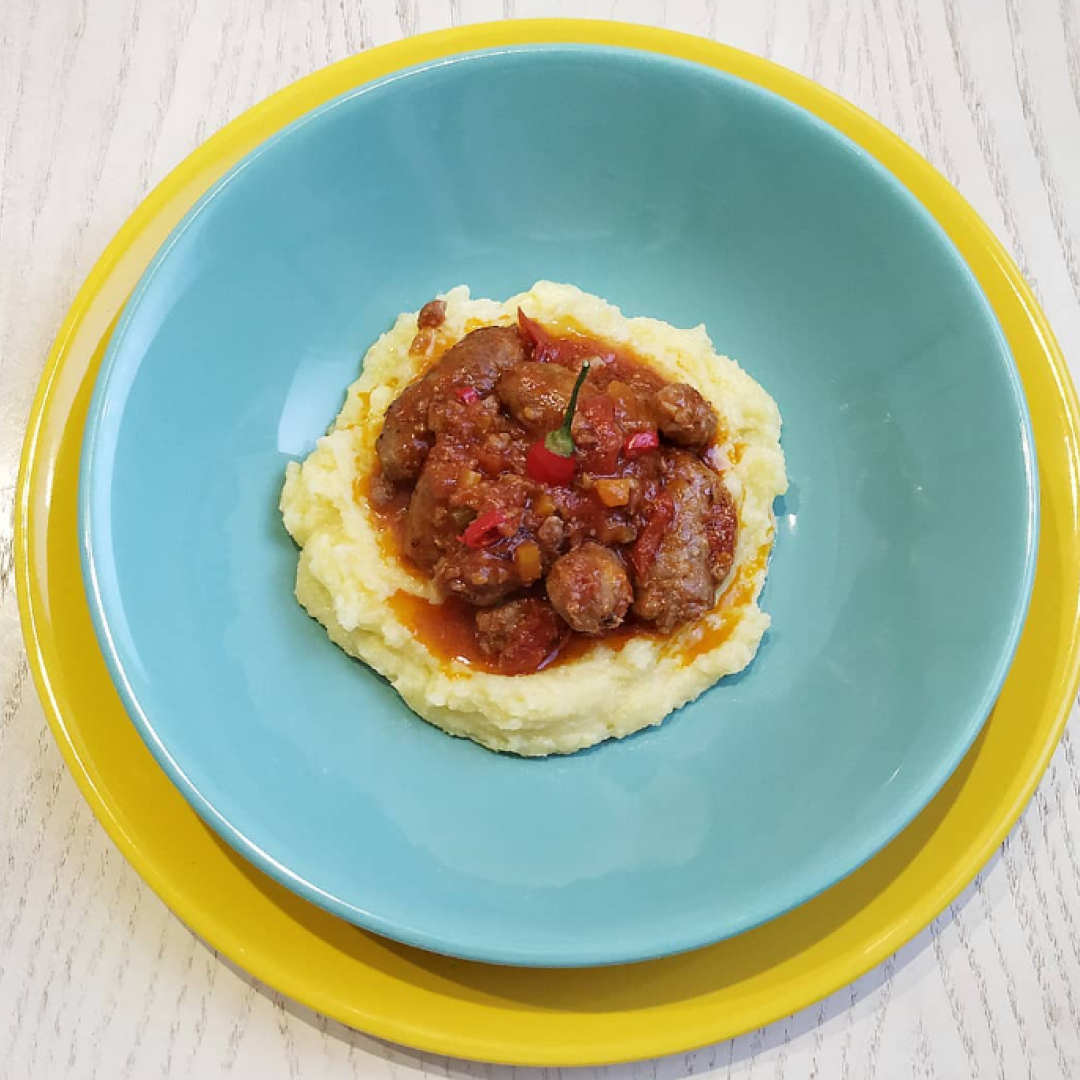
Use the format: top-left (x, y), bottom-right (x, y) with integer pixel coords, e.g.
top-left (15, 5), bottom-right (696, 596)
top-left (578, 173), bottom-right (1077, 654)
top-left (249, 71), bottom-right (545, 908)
top-left (280, 282), bottom-right (786, 756)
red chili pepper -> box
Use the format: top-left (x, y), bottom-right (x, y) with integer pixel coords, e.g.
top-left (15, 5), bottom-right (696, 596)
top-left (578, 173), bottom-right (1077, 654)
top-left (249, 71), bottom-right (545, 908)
top-left (517, 308), bottom-right (560, 363)
top-left (453, 385), bottom-right (479, 405)
top-left (517, 307), bottom-right (620, 368)
top-left (525, 363), bottom-right (591, 485)
top-left (623, 430), bottom-right (660, 459)
top-left (630, 494), bottom-right (675, 577)
top-left (526, 440), bottom-right (577, 485)
top-left (462, 510), bottom-right (507, 549)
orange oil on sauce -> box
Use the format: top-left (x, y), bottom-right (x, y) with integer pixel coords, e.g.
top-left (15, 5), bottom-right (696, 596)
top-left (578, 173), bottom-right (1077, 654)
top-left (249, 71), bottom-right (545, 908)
top-left (389, 591), bottom-right (493, 669)
top-left (677, 538), bottom-right (773, 664)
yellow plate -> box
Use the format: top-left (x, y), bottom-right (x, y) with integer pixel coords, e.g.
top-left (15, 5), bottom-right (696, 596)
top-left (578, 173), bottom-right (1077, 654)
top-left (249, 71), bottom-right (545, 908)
top-left (15, 21), bottom-right (1080, 1066)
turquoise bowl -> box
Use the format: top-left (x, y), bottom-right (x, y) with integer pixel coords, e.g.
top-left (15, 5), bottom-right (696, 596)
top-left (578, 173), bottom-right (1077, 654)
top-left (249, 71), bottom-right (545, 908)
top-left (79, 46), bottom-right (1037, 967)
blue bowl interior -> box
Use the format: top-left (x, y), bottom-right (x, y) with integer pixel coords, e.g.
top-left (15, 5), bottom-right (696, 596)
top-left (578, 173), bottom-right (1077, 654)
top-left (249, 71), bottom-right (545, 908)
top-left (80, 46), bottom-right (1036, 966)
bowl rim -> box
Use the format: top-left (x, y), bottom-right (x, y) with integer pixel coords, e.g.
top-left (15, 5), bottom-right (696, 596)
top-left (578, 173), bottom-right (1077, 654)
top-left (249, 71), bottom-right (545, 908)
top-left (75, 37), bottom-right (1040, 968)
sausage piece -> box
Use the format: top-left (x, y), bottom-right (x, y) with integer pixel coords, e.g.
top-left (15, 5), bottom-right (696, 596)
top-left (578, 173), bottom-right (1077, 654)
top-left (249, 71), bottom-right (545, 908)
top-left (376, 326), bottom-right (526, 483)
top-left (404, 446), bottom-right (467, 571)
top-left (706, 480), bottom-right (739, 583)
top-left (652, 383), bottom-right (718, 448)
top-left (434, 548), bottom-right (520, 607)
top-left (376, 380), bottom-right (435, 483)
top-left (546, 542), bottom-right (633, 634)
top-left (631, 452), bottom-right (731, 632)
top-left (437, 326), bottom-right (527, 395)
top-left (475, 597), bottom-right (567, 674)
top-left (496, 363), bottom-right (577, 432)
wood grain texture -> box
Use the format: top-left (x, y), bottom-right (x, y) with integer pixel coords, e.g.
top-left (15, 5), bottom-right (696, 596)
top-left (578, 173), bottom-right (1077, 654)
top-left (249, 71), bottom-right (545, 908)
top-left (2, 0), bottom-right (1080, 1076)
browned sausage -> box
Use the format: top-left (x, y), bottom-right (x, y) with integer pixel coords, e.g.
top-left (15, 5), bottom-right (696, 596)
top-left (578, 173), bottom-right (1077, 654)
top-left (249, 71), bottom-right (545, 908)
top-left (434, 548), bottom-right (520, 607)
top-left (546, 542), bottom-right (633, 634)
top-left (375, 380), bottom-right (435, 483)
top-left (475, 597), bottom-right (567, 674)
top-left (706, 480), bottom-right (739, 582)
top-left (437, 326), bottom-right (527, 395)
top-left (496, 363), bottom-right (578, 432)
top-left (376, 326), bottom-right (527, 483)
top-left (631, 452), bottom-right (728, 632)
top-left (404, 446), bottom-right (467, 571)
top-left (652, 383), bottom-right (718, 448)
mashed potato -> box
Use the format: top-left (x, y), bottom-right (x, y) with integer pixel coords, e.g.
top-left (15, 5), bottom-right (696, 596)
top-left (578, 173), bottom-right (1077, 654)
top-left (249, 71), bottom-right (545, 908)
top-left (281, 282), bottom-right (786, 756)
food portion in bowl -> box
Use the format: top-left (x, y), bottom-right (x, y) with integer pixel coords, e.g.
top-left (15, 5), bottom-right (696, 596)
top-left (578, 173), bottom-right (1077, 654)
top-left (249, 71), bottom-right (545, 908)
top-left (281, 283), bottom-right (786, 755)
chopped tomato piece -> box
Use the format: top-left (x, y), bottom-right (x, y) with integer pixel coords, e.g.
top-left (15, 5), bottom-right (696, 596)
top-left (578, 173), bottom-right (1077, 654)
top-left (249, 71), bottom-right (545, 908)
top-left (462, 510), bottom-right (507, 549)
top-left (624, 430), bottom-right (660, 459)
top-left (517, 308), bottom-right (560, 363)
top-left (629, 494), bottom-right (674, 577)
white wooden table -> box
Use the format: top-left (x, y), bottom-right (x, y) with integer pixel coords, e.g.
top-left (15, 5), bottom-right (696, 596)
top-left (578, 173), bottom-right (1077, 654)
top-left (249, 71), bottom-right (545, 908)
top-left (3, 1), bottom-right (1080, 1076)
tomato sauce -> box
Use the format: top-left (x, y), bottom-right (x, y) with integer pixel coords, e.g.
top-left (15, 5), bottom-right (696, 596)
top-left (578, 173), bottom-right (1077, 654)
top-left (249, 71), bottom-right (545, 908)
top-left (390, 589), bottom-right (651, 674)
top-left (369, 318), bottom-right (743, 675)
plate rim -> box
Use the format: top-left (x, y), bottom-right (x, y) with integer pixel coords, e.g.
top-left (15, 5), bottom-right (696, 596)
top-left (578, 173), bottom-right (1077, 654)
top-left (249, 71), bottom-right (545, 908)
top-left (15, 19), bottom-right (1080, 1065)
